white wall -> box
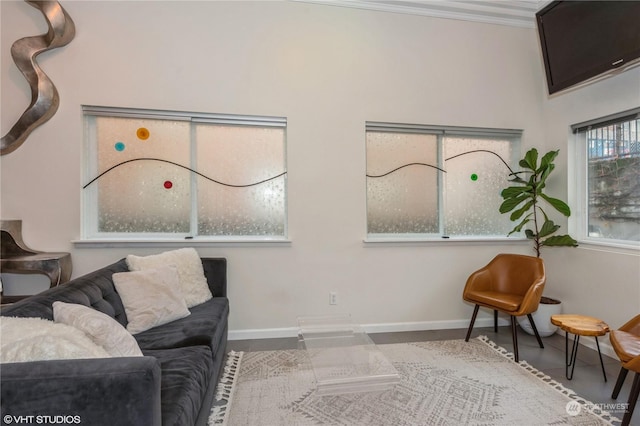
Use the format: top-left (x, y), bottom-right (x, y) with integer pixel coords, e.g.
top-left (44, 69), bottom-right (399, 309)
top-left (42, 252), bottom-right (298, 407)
top-left (1, 1), bottom-right (636, 338)
top-left (539, 68), bottom-right (640, 331)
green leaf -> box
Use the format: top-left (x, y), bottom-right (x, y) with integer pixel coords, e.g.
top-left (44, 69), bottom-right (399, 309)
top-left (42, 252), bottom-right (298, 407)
top-left (525, 229), bottom-right (535, 239)
top-left (510, 200), bottom-right (533, 221)
top-left (541, 234), bottom-right (578, 247)
top-left (539, 219), bottom-right (560, 238)
top-left (537, 206), bottom-right (550, 222)
top-left (538, 150), bottom-right (559, 173)
top-left (501, 186), bottom-right (532, 199)
top-left (508, 173), bottom-right (529, 184)
top-left (540, 193), bottom-right (571, 216)
top-left (538, 163), bottom-right (554, 187)
top-left (510, 177), bottom-right (528, 185)
top-left (523, 148), bottom-right (538, 171)
top-left (499, 194), bottom-right (529, 213)
top-left (507, 217), bottom-right (531, 236)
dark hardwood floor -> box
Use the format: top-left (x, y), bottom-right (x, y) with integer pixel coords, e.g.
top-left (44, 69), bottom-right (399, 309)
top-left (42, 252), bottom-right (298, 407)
top-left (228, 326), bottom-right (636, 425)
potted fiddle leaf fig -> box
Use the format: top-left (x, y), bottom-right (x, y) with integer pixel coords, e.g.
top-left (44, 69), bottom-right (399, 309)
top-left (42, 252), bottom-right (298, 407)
top-left (500, 148), bottom-right (578, 336)
top-left (500, 148), bottom-right (578, 257)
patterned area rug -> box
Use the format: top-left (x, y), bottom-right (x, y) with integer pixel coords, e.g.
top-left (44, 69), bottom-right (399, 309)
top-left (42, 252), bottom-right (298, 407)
top-left (209, 336), bottom-right (618, 425)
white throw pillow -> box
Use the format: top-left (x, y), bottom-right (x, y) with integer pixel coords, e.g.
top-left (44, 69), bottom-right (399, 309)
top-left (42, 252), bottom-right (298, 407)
top-left (112, 266), bottom-right (191, 334)
top-left (126, 248), bottom-right (213, 308)
top-left (53, 301), bottom-right (143, 357)
top-left (1, 316), bottom-right (110, 363)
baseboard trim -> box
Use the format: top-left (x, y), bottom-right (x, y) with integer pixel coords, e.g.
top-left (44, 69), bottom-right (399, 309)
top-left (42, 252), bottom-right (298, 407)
top-left (228, 317), bottom-right (508, 341)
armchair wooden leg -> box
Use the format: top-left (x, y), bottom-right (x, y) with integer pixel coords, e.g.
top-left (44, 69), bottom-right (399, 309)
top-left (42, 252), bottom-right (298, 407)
top-left (494, 310), bottom-right (498, 333)
top-left (465, 305), bottom-right (480, 342)
top-left (511, 315), bottom-right (519, 363)
top-left (527, 314), bottom-right (544, 349)
top-left (622, 372), bottom-right (640, 426)
top-left (613, 367), bottom-right (630, 399)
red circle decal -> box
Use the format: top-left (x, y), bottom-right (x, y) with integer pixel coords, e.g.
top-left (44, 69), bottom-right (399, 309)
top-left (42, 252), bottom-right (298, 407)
top-left (164, 181), bottom-right (173, 189)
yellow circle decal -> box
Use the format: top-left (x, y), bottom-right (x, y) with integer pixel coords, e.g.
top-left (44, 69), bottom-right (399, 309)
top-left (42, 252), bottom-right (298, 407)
top-left (137, 127), bottom-right (150, 140)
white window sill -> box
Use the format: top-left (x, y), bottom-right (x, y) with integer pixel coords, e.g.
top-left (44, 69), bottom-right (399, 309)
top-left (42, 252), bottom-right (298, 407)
top-left (364, 236), bottom-right (528, 245)
top-left (575, 239), bottom-right (639, 256)
top-left (73, 238), bottom-right (292, 248)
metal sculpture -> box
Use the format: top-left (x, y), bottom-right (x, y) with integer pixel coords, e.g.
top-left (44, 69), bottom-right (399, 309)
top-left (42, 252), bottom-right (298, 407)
top-left (0, 219), bottom-right (72, 303)
top-left (1, 1), bottom-right (75, 155)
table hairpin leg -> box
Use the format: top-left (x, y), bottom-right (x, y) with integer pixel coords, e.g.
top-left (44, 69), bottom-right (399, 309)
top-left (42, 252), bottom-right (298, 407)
top-left (595, 336), bottom-right (607, 382)
top-left (565, 331), bottom-right (579, 380)
top-left (565, 331), bottom-right (607, 382)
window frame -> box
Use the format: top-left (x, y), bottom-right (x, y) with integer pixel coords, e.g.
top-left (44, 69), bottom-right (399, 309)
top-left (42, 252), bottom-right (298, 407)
top-left (364, 122), bottom-right (523, 242)
top-left (569, 108), bottom-right (640, 252)
top-left (81, 105), bottom-right (288, 244)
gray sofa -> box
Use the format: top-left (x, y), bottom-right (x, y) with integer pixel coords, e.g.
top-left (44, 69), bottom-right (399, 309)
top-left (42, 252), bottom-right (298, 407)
top-left (0, 257), bottom-right (229, 426)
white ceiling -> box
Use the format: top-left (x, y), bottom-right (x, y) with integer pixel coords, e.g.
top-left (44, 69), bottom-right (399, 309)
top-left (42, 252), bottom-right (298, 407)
top-left (295, 0), bottom-right (547, 28)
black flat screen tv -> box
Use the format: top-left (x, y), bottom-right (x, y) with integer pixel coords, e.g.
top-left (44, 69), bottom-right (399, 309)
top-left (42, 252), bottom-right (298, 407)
top-left (536, 1), bottom-right (640, 95)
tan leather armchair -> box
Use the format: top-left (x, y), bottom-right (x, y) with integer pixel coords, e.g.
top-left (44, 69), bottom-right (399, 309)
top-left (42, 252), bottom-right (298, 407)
top-left (463, 253), bottom-right (546, 362)
top-left (610, 314), bottom-right (640, 426)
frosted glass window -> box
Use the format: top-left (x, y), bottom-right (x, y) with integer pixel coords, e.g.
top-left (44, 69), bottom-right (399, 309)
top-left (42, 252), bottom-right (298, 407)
top-left (366, 132), bottom-right (439, 234)
top-left (366, 123), bottom-right (521, 238)
top-left (94, 116), bottom-right (191, 233)
top-left (83, 106), bottom-right (287, 240)
top-left (196, 124), bottom-right (286, 236)
top-left (443, 136), bottom-right (517, 236)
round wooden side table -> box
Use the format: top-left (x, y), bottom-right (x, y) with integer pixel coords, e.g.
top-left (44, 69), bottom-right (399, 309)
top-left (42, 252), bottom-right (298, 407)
top-left (550, 314), bottom-right (610, 382)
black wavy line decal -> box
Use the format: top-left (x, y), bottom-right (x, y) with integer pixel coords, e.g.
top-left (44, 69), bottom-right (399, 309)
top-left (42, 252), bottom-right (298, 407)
top-left (444, 149), bottom-right (516, 175)
top-left (366, 162), bottom-right (446, 178)
top-left (366, 149), bottom-right (515, 178)
top-left (82, 157), bottom-right (286, 189)
top-left (1, 1), bottom-right (75, 155)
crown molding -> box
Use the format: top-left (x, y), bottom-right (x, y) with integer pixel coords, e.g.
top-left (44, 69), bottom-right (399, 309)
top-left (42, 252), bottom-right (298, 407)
top-left (293, 0), bottom-right (543, 28)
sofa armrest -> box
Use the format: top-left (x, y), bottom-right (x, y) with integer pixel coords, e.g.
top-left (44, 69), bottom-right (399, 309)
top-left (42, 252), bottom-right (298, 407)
top-left (201, 258), bottom-right (227, 298)
top-left (0, 357), bottom-right (161, 426)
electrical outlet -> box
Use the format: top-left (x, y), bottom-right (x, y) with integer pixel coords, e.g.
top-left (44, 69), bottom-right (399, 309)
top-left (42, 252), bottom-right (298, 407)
top-left (329, 291), bottom-right (338, 305)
